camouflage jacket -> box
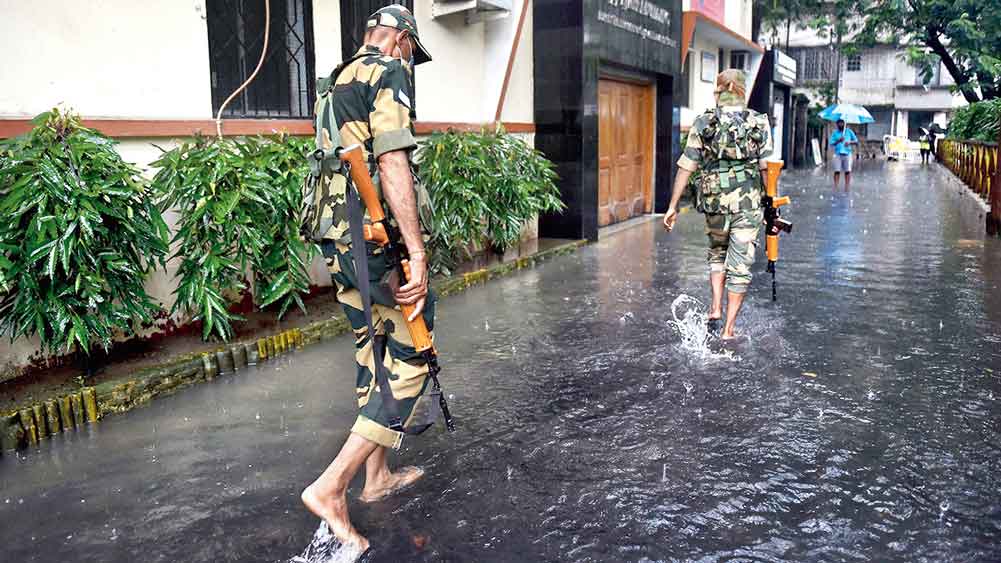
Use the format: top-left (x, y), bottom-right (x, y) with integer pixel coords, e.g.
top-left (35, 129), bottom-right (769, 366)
top-left (677, 107), bottom-right (772, 214)
top-left (319, 45), bottom-right (430, 244)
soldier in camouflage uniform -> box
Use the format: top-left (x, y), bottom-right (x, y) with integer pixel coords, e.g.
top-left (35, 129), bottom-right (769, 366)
top-left (663, 69), bottom-right (772, 340)
top-left (301, 5), bottom-right (435, 554)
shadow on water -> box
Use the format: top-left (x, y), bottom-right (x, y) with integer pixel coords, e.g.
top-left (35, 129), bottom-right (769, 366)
top-left (1, 162), bottom-right (1000, 562)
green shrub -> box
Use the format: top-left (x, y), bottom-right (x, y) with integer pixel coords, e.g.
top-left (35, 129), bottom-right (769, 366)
top-left (417, 128), bottom-right (564, 275)
top-left (948, 99), bottom-right (1001, 142)
top-left (0, 109), bottom-right (169, 354)
top-left (150, 135), bottom-right (314, 341)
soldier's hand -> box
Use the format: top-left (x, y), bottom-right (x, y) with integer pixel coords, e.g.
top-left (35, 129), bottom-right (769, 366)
top-left (663, 207), bottom-right (679, 232)
top-left (396, 253), bottom-right (428, 321)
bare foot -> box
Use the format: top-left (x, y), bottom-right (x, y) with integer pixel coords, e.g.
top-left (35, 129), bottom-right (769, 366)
top-left (359, 466), bottom-right (425, 503)
top-left (301, 484), bottom-right (370, 553)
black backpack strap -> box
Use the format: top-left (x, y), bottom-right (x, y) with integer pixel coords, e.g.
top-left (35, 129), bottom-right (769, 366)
top-left (344, 176), bottom-right (404, 433)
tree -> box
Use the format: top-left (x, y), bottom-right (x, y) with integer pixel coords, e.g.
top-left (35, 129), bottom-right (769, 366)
top-left (848, 0), bottom-right (1001, 102)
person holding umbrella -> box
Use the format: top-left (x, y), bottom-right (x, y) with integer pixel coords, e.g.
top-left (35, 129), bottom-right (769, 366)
top-left (829, 119), bottom-right (858, 190)
top-left (820, 104), bottom-right (873, 191)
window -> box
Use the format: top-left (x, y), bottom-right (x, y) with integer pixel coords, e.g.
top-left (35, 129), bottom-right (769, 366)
top-left (730, 51), bottom-right (748, 72)
top-left (718, 48), bottom-right (726, 71)
top-left (206, 0), bottom-right (316, 119)
top-left (341, 0), bottom-right (415, 60)
top-left (847, 54), bottom-right (861, 72)
top-left (797, 47), bottom-right (835, 82)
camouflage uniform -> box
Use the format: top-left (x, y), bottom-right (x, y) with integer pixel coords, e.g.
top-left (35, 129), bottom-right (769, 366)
top-left (320, 5), bottom-right (435, 449)
top-left (677, 100), bottom-right (772, 294)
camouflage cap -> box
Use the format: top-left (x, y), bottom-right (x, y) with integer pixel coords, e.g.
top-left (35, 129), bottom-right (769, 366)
top-left (715, 69), bottom-right (747, 106)
top-left (367, 5), bottom-right (432, 65)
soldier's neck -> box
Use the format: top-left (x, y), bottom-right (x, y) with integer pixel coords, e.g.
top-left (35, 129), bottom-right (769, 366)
top-left (719, 105), bottom-right (745, 113)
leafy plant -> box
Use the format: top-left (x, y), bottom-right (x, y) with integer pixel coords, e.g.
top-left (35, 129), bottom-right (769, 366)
top-left (417, 127), bottom-right (564, 275)
top-left (948, 99), bottom-right (1001, 142)
top-left (150, 134), bottom-right (314, 341)
top-left (0, 109), bottom-right (169, 354)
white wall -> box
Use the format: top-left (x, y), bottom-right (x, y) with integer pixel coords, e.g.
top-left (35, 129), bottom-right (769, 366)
top-left (683, 33), bottom-right (724, 127)
top-left (0, 0), bottom-right (212, 119)
top-left (723, 0), bottom-right (752, 40)
top-left (839, 47), bottom-right (896, 106)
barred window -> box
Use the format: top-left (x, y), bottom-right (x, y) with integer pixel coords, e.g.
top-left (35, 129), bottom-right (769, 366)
top-left (340, 0), bottom-right (415, 60)
top-left (207, 0), bottom-right (316, 119)
top-left (847, 54), bottom-right (862, 72)
top-left (798, 47), bottom-right (836, 82)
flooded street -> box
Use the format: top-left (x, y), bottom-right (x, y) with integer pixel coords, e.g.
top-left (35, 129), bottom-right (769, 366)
top-left (1, 162), bottom-right (999, 562)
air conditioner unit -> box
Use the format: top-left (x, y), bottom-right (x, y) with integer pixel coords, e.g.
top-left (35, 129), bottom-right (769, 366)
top-left (431, 0), bottom-right (513, 23)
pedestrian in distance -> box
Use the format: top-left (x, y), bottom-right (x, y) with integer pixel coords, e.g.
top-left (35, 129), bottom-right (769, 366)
top-left (663, 69), bottom-right (773, 341)
top-left (829, 119), bottom-right (858, 190)
top-left (919, 129), bottom-right (932, 165)
top-left (299, 4), bottom-right (436, 555)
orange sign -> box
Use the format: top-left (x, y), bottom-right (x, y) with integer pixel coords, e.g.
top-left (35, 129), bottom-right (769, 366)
top-left (691, 0), bottom-right (724, 25)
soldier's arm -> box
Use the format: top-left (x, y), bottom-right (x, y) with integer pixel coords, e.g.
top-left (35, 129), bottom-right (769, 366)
top-left (370, 60), bottom-right (427, 317)
top-left (665, 127), bottom-right (701, 231)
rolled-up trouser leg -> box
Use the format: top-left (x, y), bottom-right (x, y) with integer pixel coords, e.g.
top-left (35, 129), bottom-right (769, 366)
top-left (323, 242), bottom-right (437, 450)
top-left (705, 213), bottom-right (729, 275)
top-left (723, 209), bottom-right (763, 294)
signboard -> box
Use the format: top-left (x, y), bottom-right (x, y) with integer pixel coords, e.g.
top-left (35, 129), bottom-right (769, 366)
top-left (811, 138), bottom-right (823, 167)
top-left (691, 0), bottom-right (724, 25)
top-left (773, 50), bottom-right (797, 87)
top-left (594, 0), bottom-right (682, 76)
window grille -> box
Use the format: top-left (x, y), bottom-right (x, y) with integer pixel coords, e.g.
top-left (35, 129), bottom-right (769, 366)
top-left (206, 0), bottom-right (316, 119)
top-left (796, 47), bottom-right (836, 82)
top-left (846, 54), bottom-right (861, 72)
top-left (340, 0), bottom-right (415, 60)
top-left (730, 51), bottom-right (748, 72)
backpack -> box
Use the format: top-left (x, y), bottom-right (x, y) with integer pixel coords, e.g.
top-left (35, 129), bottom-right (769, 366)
top-left (698, 108), bottom-right (768, 163)
top-left (300, 54), bottom-right (366, 243)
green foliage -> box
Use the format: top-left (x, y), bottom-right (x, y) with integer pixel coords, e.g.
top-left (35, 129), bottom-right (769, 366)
top-left (947, 99), bottom-right (1001, 142)
top-left (417, 128), bottom-right (564, 275)
top-left (0, 109), bottom-right (169, 354)
top-left (150, 135), bottom-right (314, 341)
top-left (847, 0), bottom-right (1001, 102)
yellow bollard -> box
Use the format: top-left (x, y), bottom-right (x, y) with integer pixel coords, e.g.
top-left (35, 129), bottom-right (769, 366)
top-left (70, 393), bottom-right (85, 428)
top-left (19, 409), bottom-right (38, 445)
top-left (257, 338), bottom-right (269, 361)
top-left (59, 395), bottom-right (75, 430)
top-left (82, 388), bottom-right (99, 423)
top-left (32, 404), bottom-right (47, 438)
top-left (45, 400), bottom-right (61, 434)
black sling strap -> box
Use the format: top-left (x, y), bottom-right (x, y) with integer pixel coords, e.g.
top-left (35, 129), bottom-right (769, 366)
top-left (344, 177), bottom-right (404, 432)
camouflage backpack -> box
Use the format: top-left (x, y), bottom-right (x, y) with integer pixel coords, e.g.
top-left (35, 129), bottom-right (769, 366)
top-left (301, 55), bottom-right (366, 243)
top-left (696, 108), bottom-right (768, 194)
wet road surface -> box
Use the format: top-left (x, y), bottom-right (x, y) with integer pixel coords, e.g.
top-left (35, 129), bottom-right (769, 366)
top-left (1, 162), bottom-right (1000, 562)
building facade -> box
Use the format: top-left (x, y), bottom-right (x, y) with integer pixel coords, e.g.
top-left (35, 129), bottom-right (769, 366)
top-left (786, 32), bottom-right (967, 142)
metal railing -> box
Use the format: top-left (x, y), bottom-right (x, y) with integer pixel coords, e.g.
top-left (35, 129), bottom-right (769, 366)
top-left (939, 138), bottom-right (1001, 235)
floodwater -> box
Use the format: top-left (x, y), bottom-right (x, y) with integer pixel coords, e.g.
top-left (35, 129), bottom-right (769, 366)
top-left (1, 162), bottom-right (999, 562)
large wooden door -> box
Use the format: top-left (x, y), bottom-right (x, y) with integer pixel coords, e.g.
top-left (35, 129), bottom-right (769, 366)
top-left (598, 78), bottom-right (654, 227)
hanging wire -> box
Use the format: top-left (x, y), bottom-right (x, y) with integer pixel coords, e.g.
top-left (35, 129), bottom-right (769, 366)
top-left (215, 0), bottom-right (271, 138)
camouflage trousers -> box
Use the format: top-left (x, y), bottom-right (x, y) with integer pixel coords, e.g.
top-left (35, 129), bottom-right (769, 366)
top-left (705, 208), bottom-right (764, 294)
top-left (322, 242), bottom-right (437, 450)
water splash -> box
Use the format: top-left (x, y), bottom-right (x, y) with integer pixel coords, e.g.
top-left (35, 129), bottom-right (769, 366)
top-left (667, 294), bottom-right (736, 361)
top-left (286, 522), bottom-right (366, 563)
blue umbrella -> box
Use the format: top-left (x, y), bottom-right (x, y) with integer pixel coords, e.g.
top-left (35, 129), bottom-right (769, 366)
top-left (819, 103), bottom-right (874, 124)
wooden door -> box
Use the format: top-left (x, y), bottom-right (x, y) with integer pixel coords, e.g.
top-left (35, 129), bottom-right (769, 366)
top-left (598, 79), bottom-right (654, 227)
